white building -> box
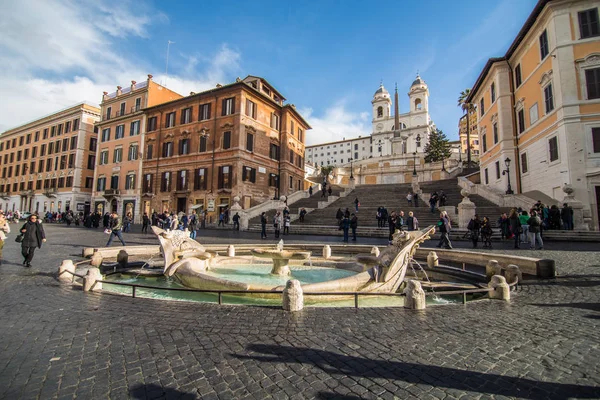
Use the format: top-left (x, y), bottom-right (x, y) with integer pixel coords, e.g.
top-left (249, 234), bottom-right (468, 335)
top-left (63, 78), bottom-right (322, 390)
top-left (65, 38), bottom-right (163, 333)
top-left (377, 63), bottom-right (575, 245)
top-left (306, 76), bottom-right (436, 167)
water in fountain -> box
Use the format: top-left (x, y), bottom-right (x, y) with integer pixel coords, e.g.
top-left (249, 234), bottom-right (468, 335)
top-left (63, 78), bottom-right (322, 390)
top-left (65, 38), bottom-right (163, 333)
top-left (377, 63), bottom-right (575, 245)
top-left (409, 257), bottom-right (449, 303)
top-left (277, 239), bottom-right (284, 252)
top-left (307, 254), bottom-right (312, 268)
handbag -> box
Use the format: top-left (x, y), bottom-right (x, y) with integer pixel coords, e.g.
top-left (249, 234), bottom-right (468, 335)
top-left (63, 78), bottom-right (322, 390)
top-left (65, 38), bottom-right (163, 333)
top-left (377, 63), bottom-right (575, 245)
top-left (15, 233), bottom-right (24, 243)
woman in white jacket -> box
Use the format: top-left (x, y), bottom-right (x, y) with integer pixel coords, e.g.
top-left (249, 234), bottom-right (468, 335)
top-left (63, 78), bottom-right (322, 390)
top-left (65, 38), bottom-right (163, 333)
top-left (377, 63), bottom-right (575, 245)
top-left (0, 212), bottom-right (11, 266)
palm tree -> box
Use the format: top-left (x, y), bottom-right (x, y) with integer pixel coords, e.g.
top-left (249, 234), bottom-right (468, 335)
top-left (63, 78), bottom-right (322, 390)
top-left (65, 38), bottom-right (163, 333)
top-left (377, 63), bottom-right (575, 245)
top-left (458, 89), bottom-right (475, 167)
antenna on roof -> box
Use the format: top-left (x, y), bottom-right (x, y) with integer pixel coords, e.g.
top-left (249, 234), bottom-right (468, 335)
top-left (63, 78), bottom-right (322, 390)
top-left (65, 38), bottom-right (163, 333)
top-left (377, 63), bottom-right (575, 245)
top-left (165, 40), bottom-right (175, 86)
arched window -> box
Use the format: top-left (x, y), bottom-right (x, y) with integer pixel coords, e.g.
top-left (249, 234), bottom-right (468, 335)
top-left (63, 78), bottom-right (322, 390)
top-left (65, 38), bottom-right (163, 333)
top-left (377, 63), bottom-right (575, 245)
top-left (377, 106), bottom-right (383, 117)
top-left (415, 98), bottom-right (422, 110)
top-left (416, 134), bottom-right (421, 148)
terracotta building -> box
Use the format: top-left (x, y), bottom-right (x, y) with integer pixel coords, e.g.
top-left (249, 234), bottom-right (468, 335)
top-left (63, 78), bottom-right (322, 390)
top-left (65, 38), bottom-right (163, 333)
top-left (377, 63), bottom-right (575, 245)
top-left (141, 76), bottom-right (310, 222)
top-left (91, 75), bottom-right (182, 222)
top-left (458, 108), bottom-right (480, 158)
top-left (0, 103), bottom-right (100, 215)
top-left (466, 0), bottom-right (600, 229)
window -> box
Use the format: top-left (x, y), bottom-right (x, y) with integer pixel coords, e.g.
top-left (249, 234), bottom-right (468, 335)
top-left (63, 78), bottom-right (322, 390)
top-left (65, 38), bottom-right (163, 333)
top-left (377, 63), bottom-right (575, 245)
top-left (113, 148), bottom-right (123, 163)
top-left (549, 136), bottom-right (559, 162)
top-left (377, 106), bottom-right (383, 117)
top-left (51, 126), bottom-right (56, 137)
top-left (110, 175), bottom-right (119, 190)
top-left (491, 83), bottom-right (496, 103)
top-left (17, 150), bottom-right (22, 161)
top-left (268, 173), bottom-right (277, 187)
top-left (73, 118), bottom-right (79, 131)
top-left (85, 177), bottom-right (93, 189)
top-left (106, 107), bottom-right (112, 120)
top-left (544, 83), bottom-right (554, 113)
top-left (222, 131), bottom-right (231, 149)
top-left (194, 168), bottom-right (207, 190)
top-left (246, 100), bottom-right (256, 118)
top-left (270, 144), bottom-right (279, 160)
top-left (539, 29), bottom-right (549, 60)
top-left (102, 128), bottom-right (110, 142)
top-left (482, 134), bottom-right (487, 153)
top-left (70, 136), bottom-right (78, 150)
top-left (166, 112), bottom-right (176, 128)
top-left (128, 144), bottom-right (139, 161)
top-left (199, 103), bottom-right (211, 120)
top-left (147, 117), bottom-right (157, 132)
top-left (34, 131), bottom-right (39, 142)
top-left (97, 177), bottom-right (107, 192)
top-left (354, 152), bottom-right (358, 159)
top-left (218, 166), bottom-right (232, 189)
top-left (480, 98), bottom-right (485, 117)
top-left (68, 154), bottom-right (74, 168)
top-left (222, 97), bottom-right (235, 116)
top-left (119, 102), bottom-right (126, 116)
top-left (529, 103), bottom-right (539, 125)
top-left (57, 177), bottom-right (64, 188)
top-left (518, 109), bottom-right (525, 134)
top-left (162, 142), bottom-right (173, 157)
top-left (26, 134), bottom-right (31, 144)
top-left (270, 113), bottom-right (280, 130)
top-left (289, 176), bottom-right (293, 189)
top-left (30, 161), bottom-right (35, 173)
top-left (43, 129), bottom-right (48, 139)
top-left (493, 123), bottom-right (498, 144)
top-left (176, 170), bottom-right (188, 191)
top-left (521, 152), bottom-right (528, 174)
top-left (87, 155), bottom-right (95, 169)
top-left (242, 166), bottom-right (256, 183)
top-left (55, 141), bottom-right (61, 153)
top-left (578, 8), bottom-right (599, 39)
top-left (57, 124), bottom-right (63, 136)
top-left (298, 128), bottom-right (303, 142)
top-left (115, 125), bottom-right (125, 139)
top-left (181, 107), bottom-right (192, 124)
top-left (289, 150), bottom-right (294, 164)
top-left (246, 133), bottom-right (254, 152)
top-left (130, 120), bottom-right (140, 136)
top-left (199, 135), bottom-right (207, 152)
top-left (179, 138), bottom-right (190, 155)
top-left (592, 127), bottom-right (600, 153)
top-left (585, 68), bottom-right (600, 99)
top-left (354, 144), bottom-right (358, 150)
top-left (146, 144), bottom-right (153, 160)
top-left (143, 174), bottom-right (153, 193)
top-left (495, 161), bottom-right (500, 180)
top-left (161, 172), bottom-right (171, 192)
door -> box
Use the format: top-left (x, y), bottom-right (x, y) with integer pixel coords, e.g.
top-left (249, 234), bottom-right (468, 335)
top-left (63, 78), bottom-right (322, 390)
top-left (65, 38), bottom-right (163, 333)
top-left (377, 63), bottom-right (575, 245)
top-left (110, 199), bottom-right (117, 213)
top-left (177, 197), bottom-right (187, 213)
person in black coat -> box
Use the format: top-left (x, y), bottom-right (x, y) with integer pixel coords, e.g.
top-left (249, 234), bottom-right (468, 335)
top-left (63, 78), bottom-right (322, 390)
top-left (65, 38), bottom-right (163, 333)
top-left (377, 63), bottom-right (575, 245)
top-left (20, 214), bottom-right (46, 267)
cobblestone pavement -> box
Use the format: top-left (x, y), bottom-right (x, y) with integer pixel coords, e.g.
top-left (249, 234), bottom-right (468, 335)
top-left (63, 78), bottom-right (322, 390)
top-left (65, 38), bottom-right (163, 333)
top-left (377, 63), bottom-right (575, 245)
top-left (0, 224), bottom-right (599, 399)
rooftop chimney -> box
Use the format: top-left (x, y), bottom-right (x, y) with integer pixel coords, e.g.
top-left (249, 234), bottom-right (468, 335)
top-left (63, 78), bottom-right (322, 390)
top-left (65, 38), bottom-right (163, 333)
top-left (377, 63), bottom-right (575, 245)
top-left (216, 83), bottom-right (222, 88)
top-left (394, 83), bottom-right (400, 131)
top-left (190, 92), bottom-right (196, 96)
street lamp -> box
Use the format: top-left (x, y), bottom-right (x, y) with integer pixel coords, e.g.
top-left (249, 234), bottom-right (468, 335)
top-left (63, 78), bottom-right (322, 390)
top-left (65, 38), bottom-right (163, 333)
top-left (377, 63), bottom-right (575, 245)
top-left (349, 158), bottom-right (354, 180)
top-left (412, 152), bottom-right (417, 176)
top-left (441, 156), bottom-right (446, 172)
top-left (502, 157), bottom-right (514, 194)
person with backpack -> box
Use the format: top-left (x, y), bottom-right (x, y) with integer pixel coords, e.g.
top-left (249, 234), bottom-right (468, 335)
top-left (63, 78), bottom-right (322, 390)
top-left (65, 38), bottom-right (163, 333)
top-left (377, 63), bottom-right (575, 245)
top-left (188, 212), bottom-right (198, 239)
top-left (508, 209), bottom-right (522, 249)
top-left (527, 211), bottom-right (543, 250)
top-left (436, 211), bottom-right (453, 249)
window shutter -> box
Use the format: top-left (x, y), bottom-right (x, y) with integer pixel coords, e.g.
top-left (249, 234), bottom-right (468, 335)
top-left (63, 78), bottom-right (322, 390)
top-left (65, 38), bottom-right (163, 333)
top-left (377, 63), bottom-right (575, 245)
top-left (592, 128), bottom-right (600, 153)
top-left (250, 168), bottom-right (256, 183)
top-left (207, 103), bottom-right (211, 119)
top-left (180, 111), bottom-right (185, 125)
top-left (242, 167), bottom-right (247, 181)
top-left (231, 98), bottom-right (236, 114)
top-left (221, 99), bottom-right (227, 116)
top-left (218, 166), bottom-right (223, 188)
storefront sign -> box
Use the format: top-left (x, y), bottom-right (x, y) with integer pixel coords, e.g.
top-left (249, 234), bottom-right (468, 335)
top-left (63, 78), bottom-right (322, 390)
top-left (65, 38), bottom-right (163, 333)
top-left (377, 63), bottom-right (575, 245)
top-left (207, 199), bottom-right (215, 212)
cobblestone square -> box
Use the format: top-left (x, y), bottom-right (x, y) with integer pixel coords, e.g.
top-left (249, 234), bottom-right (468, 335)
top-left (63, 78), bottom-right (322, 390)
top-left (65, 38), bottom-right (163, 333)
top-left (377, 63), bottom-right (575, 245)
top-left (0, 225), bottom-right (599, 399)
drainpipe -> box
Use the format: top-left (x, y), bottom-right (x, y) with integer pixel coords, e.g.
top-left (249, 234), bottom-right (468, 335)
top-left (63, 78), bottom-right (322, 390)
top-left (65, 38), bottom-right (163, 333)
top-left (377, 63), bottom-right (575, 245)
top-left (155, 111), bottom-right (163, 210)
top-left (506, 59), bottom-right (522, 194)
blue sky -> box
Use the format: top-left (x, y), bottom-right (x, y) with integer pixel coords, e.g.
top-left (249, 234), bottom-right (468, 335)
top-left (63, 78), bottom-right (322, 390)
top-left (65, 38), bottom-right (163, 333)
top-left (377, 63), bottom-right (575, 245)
top-left (0, 0), bottom-right (539, 144)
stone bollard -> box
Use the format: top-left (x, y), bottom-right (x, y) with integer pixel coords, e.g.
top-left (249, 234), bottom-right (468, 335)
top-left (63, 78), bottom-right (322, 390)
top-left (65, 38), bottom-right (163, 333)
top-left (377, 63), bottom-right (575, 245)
top-left (90, 252), bottom-right (103, 267)
top-left (323, 245), bottom-right (331, 259)
top-left (404, 280), bottom-right (426, 310)
top-left (536, 259), bottom-right (556, 279)
top-left (505, 264), bottom-right (522, 285)
top-left (227, 245), bottom-right (235, 257)
top-left (282, 279), bottom-right (304, 312)
top-left (370, 247), bottom-right (380, 257)
top-left (82, 247), bottom-right (95, 258)
top-left (58, 260), bottom-right (76, 283)
top-left (486, 260), bottom-right (502, 281)
top-left (488, 275), bottom-right (510, 301)
top-left (117, 250), bottom-right (128, 268)
top-left (427, 251), bottom-right (439, 268)
top-left (83, 267), bottom-right (103, 292)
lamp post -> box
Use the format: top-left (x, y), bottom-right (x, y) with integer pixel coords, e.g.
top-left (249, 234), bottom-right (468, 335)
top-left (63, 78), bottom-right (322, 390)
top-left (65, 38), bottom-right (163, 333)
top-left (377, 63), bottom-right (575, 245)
top-left (349, 158), bottom-right (354, 180)
top-left (441, 156), bottom-right (446, 172)
top-left (502, 157), bottom-right (514, 194)
top-left (412, 152), bottom-right (417, 176)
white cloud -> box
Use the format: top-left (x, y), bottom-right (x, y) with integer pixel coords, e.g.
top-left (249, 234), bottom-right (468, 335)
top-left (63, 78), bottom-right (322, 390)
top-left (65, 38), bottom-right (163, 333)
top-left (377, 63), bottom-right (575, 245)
top-left (0, 0), bottom-right (241, 132)
top-left (300, 101), bottom-right (370, 146)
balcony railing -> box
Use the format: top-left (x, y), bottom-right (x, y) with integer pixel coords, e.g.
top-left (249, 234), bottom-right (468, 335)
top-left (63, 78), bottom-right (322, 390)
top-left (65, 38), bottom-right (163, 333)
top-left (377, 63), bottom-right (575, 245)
top-left (44, 188), bottom-right (58, 198)
top-left (20, 190), bottom-right (35, 197)
top-left (102, 105), bottom-right (144, 121)
top-left (103, 188), bottom-right (121, 196)
top-left (0, 192), bottom-right (10, 200)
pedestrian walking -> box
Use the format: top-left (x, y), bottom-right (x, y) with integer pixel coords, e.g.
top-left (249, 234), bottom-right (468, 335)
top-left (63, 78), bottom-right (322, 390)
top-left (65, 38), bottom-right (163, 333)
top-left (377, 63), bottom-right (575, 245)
top-left (519, 211), bottom-right (529, 244)
top-left (509, 209), bottom-right (522, 249)
top-left (436, 211), bottom-right (453, 249)
top-left (260, 212), bottom-right (268, 239)
top-left (0, 212), bottom-right (10, 266)
top-left (467, 214), bottom-right (481, 248)
top-left (429, 192), bottom-right (438, 214)
top-left (299, 208), bottom-right (306, 222)
top-left (406, 192), bottom-right (413, 206)
top-left (309, 186), bottom-right (313, 196)
top-left (497, 213), bottom-right (510, 240)
top-left (350, 213), bottom-right (358, 241)
top-left (20, 214), bottom-right (46, 267)
top-left (283, 215), bottom-right (291, 235)
top-left (414, 192), bottom-right (419, 207)
top-left (341, 215), bottom-right (350, 243)
top-left (232, 212), bottom-right (240, 231)
top-left (188, 211), bottom-right (198, 239)
top-left (354, 197), bottom-right (360, 212)
top-left (481, 217), bottom-right (493, 248)
top-left (527, 211), bottom-right (544, 250)
top-left (142, 212), bottom-right (150, 234)
top-left (105, 211), bottom-right (126, 247)
top-left (273, 211), bottom-right (282, 238)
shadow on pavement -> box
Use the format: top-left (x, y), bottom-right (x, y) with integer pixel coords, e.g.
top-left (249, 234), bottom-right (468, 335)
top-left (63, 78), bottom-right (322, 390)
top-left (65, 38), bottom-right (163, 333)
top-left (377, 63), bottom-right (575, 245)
top-left (129, 383), bottom-right (196, 399)
top-left (529, 302), bottom-right (600, 312)
top-left (234, 344), bottom-right (600, 399)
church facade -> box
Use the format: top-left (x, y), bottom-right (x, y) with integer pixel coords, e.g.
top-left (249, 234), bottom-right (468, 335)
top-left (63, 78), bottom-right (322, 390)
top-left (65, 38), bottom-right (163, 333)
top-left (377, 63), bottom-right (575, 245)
top-left (306, 75), bottom-right (436, 167)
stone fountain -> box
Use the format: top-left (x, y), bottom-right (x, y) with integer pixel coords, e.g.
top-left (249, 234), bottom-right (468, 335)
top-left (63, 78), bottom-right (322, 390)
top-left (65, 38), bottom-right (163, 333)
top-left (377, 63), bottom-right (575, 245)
top-left (250, 240), bottom-right (311, 276)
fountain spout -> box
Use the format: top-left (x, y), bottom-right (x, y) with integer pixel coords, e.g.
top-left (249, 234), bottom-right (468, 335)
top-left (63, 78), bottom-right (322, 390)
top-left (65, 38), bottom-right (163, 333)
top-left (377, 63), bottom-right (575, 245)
top-left (277, 240), bottom-right (284, 252)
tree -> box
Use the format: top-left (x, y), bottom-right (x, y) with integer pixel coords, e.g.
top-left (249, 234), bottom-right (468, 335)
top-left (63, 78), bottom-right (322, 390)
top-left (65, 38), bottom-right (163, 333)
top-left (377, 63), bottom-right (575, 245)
top-left (423, 128), bottom-right (451, 163)
top-left (320, 165), bottom-right (334, 178)
top-left (458, 88), bottom-right (476, 166)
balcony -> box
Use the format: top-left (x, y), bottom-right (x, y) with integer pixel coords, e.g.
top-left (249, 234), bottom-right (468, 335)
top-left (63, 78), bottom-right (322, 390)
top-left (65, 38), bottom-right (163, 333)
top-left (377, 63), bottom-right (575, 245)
top-left (103, 188), bottom-right (121, 197)
top-left (20, 190), bottom-right (35, 197)
top-left (44, 188), bottom-right (58, 198)
top-left (102, 105), bottom-right (144, 122)
top-left (0, 192), bottom-right (10, 200)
